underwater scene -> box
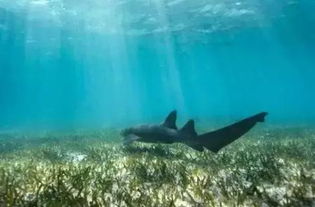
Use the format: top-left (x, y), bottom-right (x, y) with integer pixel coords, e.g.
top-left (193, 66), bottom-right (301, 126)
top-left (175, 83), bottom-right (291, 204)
top-left (0, 0), bottom-right (315, 206)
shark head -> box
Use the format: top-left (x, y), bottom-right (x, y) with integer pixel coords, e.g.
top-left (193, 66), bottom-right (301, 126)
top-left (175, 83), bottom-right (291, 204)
top-left (121, 128), bottom-right (133, 137)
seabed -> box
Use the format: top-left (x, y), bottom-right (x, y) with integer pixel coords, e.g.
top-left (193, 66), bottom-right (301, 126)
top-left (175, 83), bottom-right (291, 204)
top-left (0, 128), bottom-right (314, 207)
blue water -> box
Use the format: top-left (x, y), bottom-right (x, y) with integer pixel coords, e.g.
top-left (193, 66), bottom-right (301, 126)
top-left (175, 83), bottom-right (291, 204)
top-left (0, 0), bottom-right (315, 130)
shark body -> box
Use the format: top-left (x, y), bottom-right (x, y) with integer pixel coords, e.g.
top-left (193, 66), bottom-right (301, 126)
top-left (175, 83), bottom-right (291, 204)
top-left (121, 111), bottom-right (268, 152)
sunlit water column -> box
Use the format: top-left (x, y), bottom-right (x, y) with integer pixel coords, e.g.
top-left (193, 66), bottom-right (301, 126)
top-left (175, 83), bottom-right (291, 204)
top-left (151, 0), bottom-right (186, 115)
top-left (81, 0), bottom-right (143, 127)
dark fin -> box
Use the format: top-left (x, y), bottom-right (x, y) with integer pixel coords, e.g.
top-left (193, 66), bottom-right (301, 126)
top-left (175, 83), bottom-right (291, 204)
top-left (123, 134), bottom-right (140, 145)
top-left (180, 120), bottom-right (198, 137)
top-left (162, 110), bottom-right (177, 129)
top-left (253, 112), bottom-right (268, 122)
top-left (187, 144), bottom-right (204, 152)
top-left (197, 112), bottom-right (268, 153)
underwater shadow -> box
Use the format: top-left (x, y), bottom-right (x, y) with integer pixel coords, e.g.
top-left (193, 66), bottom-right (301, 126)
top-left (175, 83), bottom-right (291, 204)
top-left (122, 144), bottom-right (184, 159)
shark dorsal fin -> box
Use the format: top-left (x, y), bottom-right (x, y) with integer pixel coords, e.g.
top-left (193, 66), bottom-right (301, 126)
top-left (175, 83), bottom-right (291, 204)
top-left (180, 120), bottom-right (197, 137)
top-left (162, 110), bottom-right (177, 129)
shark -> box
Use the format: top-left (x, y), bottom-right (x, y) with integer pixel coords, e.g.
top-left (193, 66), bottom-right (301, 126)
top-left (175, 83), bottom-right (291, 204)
top-left (121, 111), bottom-right (268, 152)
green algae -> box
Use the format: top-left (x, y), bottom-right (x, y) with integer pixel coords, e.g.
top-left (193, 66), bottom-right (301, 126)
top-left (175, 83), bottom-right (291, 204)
top-left (0, 128), bottom-right (314, 206)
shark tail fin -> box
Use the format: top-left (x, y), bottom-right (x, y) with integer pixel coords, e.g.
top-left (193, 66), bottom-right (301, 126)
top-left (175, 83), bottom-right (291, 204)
top-left (162, 110), bottom-right (177, 129)
top-left (253, 112), bottom-right (268, 122)
top-left (195, 112), bottom-right (268, 153)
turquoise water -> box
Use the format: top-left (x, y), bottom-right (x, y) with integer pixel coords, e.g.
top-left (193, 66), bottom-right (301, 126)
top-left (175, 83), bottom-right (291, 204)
top-left (0, 0), bottom-right (315, 130)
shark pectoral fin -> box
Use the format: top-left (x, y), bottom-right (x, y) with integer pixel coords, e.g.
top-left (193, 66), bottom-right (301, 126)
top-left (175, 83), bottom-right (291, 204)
top-left (162, 110), bottom-right (177, 129)
top-left (180, 119), bottom-right (197, 137)
top-left (123, 134), bottom-right (140, 145)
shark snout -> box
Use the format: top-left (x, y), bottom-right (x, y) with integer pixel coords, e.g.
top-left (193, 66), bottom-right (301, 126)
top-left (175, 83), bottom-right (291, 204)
top-left (120, 128), bottom-right (132, 137)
